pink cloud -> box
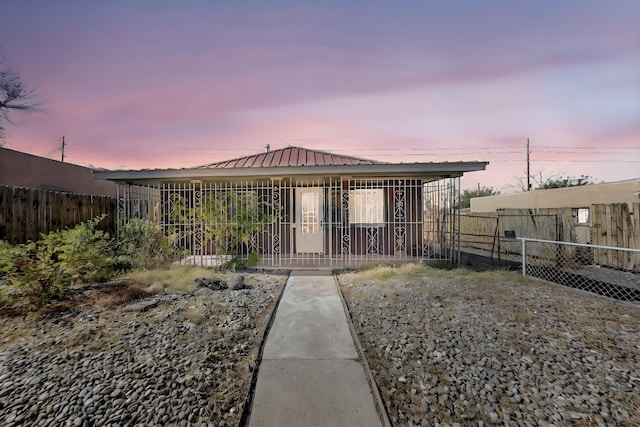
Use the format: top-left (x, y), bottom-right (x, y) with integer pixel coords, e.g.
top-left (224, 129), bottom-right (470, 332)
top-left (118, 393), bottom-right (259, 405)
top-left (1, 1), bottom-right (638, 188)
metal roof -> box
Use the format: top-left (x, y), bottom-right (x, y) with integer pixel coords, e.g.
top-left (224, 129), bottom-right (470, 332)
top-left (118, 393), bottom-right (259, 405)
top-left (93, 144), bottom-right (489, 184)
top-left (198, 146), bottom-right (383, 168)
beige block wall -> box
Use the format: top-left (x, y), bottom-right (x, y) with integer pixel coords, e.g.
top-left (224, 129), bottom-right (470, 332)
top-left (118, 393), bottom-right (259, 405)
top-left (471, 179), bottom-right (640, 213)
top-left (0, 147), bottom-right (117, 196)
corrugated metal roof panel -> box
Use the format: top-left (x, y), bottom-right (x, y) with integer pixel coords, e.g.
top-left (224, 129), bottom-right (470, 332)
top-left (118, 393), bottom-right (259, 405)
top-left (199, 146), bottom-right (383, 169)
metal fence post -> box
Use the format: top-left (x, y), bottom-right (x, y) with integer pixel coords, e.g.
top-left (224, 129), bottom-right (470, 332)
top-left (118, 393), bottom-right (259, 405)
top-left (521, 238), bottom-right (527, 276)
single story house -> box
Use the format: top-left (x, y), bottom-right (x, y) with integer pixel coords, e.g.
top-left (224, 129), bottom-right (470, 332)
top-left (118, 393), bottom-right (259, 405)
top-left (95, 146), bottom-right (487, 268)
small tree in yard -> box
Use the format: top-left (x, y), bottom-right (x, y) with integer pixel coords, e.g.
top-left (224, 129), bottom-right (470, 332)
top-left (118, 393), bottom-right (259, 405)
top-left (168, 189), bottom-right (279, 260)
top-left (459, 186), bottom-right (500, 209)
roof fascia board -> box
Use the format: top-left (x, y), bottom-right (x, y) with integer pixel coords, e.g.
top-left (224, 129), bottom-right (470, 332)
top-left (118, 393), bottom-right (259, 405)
top-left (94, 162), bottom-right (488, 183)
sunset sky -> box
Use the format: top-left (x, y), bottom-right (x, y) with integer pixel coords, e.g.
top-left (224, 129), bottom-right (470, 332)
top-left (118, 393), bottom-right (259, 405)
top-left (1, 1), bottom-right (639, 191)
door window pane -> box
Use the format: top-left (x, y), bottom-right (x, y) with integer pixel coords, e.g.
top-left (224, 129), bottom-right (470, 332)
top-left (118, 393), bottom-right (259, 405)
top-left (300, 191), bottom-right (318, 233)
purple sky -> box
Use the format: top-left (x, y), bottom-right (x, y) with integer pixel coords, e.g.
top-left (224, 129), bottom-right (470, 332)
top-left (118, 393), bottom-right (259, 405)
top-left (1, 1), bottom-right (639, 191)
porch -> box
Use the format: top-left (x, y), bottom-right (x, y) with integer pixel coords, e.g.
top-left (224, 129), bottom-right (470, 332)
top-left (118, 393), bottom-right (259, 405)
top-left (117, 176), bottom-right (461, 268)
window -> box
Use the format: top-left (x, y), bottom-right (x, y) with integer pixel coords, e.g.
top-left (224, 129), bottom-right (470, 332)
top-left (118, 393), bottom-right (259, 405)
top-left (300, 190), bottom-right (319, 233)
top-left (349, 189), bottom-right (384, 224)
top-left (572, 208), bottom-right (590, 224)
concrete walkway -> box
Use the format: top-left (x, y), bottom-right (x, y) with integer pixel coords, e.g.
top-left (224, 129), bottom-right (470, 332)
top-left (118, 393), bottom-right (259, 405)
top-left (246, 272), bottom-right (383, 427)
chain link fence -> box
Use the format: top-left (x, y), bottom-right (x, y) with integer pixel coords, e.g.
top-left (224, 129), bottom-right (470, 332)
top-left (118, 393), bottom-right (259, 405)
top-left (519, 238), bottom-right (640, 304)
top-left (458, 213), bottom-right (562, 266)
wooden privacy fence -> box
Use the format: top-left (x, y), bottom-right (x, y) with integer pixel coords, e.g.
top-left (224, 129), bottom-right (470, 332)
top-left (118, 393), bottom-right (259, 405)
top-left (0, 186), bottom-right (116, 245)
top-left (460, 203), bottom-right (639, 272)
top-left (592, 203), bottom-right (640, 270)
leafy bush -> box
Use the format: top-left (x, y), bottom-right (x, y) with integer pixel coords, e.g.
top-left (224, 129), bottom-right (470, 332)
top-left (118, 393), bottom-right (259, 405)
top-left (0, 240), bottom-right (33, 306)
top-left (0, 216), bottom-right (176, 307)
top-left (0, 217), bottom-right (114, 305)
top-left (61, 215), bottom-right (116, 283)
top-left (0, 240), bottom-right (20, 277)
top-left (247, 250), bottom-right (260, 267)
top-left (0, 240), bottom-right (70, 306)
top-left (117, 218), bottom-right (174, 269)
top-left (217, 256), bottom-right (245, 272)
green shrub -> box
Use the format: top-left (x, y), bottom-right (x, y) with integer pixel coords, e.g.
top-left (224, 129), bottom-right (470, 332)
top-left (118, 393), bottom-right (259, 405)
top-left (117, 218), bottom-right (173, 269)
top-left (0, 240), bottom-right (33, 306)
top-left (217, 256), bottom-right (245, 272)
top-left (0, 240), bottom-right (21, 277)
top-left (62, 215), bottom-right (117, 283)
top-left (1, 216), bottom-right (116, 305)
top-left (0, 240), bottom-right (70, 306)
top-left (0, 217), bottom-right (177, 307)
top-left (247, 250), bottom-right (260, 267)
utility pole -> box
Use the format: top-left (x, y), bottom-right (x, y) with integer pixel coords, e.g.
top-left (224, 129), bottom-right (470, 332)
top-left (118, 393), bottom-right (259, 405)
top-left (526, 138), bottom-right (530, 191)
top-left (61, 136), bottom-right (66, 162)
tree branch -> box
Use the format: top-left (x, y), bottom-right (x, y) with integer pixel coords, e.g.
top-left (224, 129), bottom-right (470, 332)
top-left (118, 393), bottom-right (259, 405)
top-left (0, 57), bottom-right (42, 137)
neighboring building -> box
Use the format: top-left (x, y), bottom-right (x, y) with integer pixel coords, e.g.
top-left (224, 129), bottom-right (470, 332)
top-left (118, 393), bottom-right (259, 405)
top-left (471, 178), bottom-right (640, 214)
top-left (468, 178), bottom-right (640, 249)
top-left (0, 146), bottom-right (117, 197)
top-left (96, 146), bottom-right (488, 268)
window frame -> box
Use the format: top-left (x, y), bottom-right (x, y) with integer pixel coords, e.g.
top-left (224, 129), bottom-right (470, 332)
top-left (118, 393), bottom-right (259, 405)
top-left (348, 188), bottom-right (385, 226)
top-left (572, 207), bottom-right (590, 225)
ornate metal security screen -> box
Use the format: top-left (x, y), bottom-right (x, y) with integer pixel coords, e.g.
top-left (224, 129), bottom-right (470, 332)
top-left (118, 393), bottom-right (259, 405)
top-left (423, 178), bottom-right (461, 263)
top-left (116, 175), bottom-right (460, 268)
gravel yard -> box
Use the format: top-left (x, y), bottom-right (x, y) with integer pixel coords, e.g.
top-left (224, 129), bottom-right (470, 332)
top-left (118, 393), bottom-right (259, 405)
top-left (2, 264), bottom-right (638, 427)
top-left (0, 271), bottom-right (287, 427)
top-left (337, 264), bottom-right (640, 427)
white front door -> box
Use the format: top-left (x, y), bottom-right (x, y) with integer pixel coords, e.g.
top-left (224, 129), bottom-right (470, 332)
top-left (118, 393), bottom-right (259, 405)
top-left (295, 188), bottom-right (324, 253)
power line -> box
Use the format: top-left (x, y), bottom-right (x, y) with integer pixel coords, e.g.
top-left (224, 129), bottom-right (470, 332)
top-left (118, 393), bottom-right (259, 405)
top-left (484, 159), bottom-right (640, 163)
top-left (331, 146), bottom-right (640, 151)
top-left (328, 148), bottom-right (640, 154)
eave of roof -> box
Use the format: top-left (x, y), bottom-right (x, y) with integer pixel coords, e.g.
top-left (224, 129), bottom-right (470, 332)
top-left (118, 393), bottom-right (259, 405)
top-left (95, 161), bottom-right (489, 184)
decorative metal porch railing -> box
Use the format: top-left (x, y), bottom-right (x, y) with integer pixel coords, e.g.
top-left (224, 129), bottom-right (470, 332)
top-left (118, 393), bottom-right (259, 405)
top-left (116, 176), bottom-right (460, 268)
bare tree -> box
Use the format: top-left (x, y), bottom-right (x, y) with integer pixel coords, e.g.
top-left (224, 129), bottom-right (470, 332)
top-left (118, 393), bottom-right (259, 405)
top-left (509, 168), bottom-right (562, 192)
top-left (0, 56), bottom-right (40, 143)
top-left (509, 169), bottom-right (596, 192)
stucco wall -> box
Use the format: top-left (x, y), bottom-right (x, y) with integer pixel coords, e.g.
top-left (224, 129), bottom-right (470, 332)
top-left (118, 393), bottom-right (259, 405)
top-left (0, 147), bottom-right (117, 196)
top-left (471, 179), bottom-right (640, 213)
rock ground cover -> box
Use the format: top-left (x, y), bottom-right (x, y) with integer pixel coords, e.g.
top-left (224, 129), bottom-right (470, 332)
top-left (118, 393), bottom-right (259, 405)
top-left (0, 271), bottom-right (287, 427)
top-left (337, 264), bottom-right (640, 427)
top-left (3, 264), bottom-right (639, 427)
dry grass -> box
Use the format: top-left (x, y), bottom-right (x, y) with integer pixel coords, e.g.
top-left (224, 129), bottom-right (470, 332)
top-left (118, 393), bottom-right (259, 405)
top-left (351, 262), bottom-right (533, 287)
top-left (1, 265), bottom-right (229, 318)
top-left (183, 306), bottom-right (207, 325)
top-left (124, 265), bottom-right (214, 293)
top-left (92, 281), bottom-right (151, 308)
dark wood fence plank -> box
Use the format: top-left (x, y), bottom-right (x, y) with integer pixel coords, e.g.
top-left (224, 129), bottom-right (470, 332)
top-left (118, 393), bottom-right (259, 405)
top-left (0, 185), bottom-right (116, 244)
